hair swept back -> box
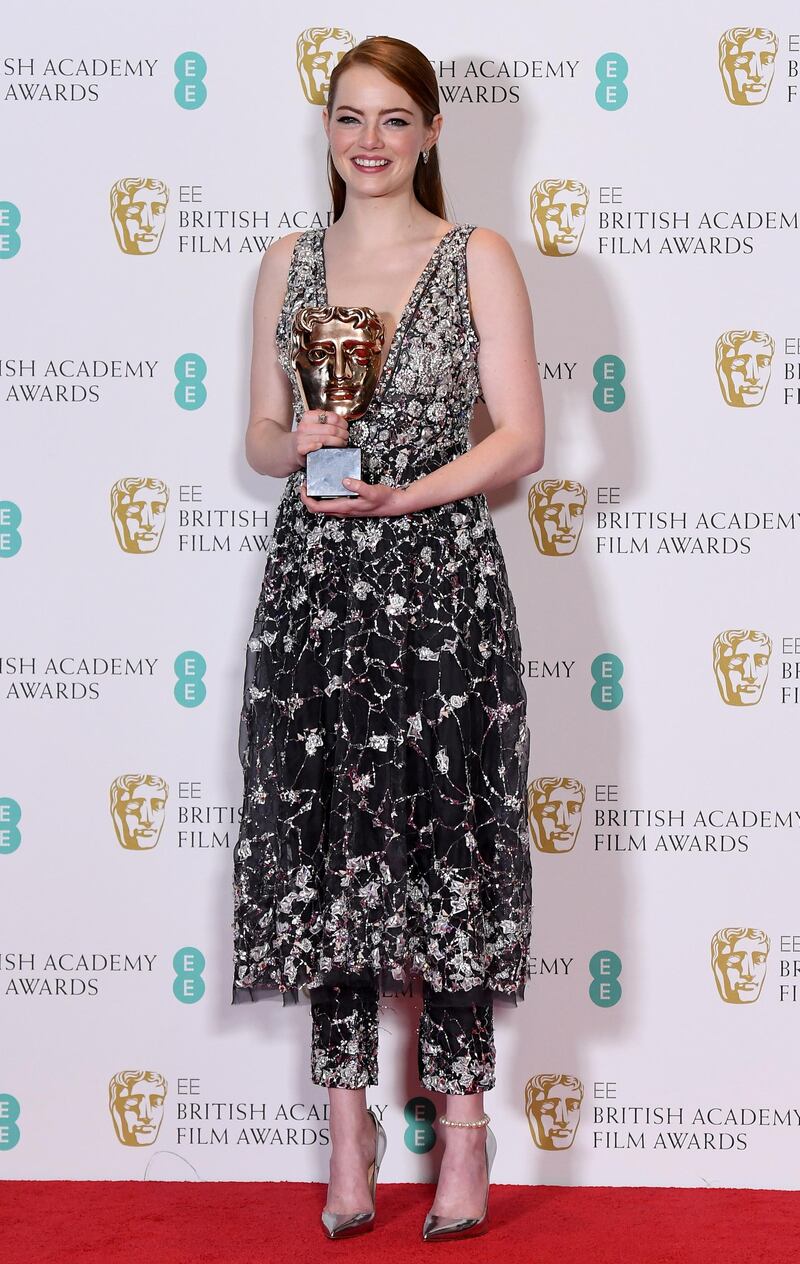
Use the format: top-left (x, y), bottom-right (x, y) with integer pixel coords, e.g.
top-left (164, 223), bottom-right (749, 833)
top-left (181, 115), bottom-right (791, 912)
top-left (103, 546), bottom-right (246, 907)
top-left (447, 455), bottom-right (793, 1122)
top-left (325, 35), bottom-right (446, 223)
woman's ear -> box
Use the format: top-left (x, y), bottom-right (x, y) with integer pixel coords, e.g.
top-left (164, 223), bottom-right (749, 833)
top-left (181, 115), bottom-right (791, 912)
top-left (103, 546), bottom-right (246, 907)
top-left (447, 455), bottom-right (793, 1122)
top-left (427, 113), bottom-right (443, 151)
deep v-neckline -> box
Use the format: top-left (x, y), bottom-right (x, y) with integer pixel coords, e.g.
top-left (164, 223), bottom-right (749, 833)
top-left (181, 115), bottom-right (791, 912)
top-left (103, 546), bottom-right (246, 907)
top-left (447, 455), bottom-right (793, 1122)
top-left (318, 224), bottom-right (458, 407)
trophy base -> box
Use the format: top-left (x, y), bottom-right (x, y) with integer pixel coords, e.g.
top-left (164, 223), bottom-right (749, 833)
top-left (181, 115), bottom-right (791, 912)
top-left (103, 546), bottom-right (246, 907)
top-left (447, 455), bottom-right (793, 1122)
top-left (305, 447), bottom-right (362, 499)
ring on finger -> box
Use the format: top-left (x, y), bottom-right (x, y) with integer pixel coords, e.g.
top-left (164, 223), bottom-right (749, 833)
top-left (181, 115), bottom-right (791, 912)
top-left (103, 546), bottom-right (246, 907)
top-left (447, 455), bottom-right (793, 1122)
top-left (318, 410), bottom-right (327, 424)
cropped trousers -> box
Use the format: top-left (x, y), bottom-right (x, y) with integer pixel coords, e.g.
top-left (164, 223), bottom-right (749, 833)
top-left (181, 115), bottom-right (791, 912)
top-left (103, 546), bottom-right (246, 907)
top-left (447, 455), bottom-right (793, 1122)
top-left (308, 971), bottom-right (495, 1095)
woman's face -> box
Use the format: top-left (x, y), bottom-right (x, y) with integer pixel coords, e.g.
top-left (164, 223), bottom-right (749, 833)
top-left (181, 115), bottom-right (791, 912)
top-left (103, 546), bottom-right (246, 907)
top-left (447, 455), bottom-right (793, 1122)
top-left (323, 64), bottom-right (440, 200)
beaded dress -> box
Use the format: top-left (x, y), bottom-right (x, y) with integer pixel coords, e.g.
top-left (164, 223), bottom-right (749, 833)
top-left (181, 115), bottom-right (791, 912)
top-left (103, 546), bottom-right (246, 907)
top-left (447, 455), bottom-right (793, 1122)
top-left (232, 223), bottom-right (532, 1007)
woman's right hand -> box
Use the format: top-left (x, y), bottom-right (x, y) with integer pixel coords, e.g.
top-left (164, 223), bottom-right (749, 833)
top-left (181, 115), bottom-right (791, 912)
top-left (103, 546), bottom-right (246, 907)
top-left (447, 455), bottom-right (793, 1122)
top-left (294, 409), bottom-right (350, 462)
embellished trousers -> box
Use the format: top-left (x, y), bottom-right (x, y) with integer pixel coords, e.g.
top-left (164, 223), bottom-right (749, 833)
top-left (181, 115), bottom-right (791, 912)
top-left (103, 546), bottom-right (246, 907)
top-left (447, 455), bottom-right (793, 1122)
top-left (308, 971), bottom-right (495, 1094)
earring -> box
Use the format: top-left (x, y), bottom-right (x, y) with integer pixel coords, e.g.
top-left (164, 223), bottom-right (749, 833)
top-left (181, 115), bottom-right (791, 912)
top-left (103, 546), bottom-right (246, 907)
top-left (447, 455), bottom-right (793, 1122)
top-left (422, 148), bottom-right (430, 165)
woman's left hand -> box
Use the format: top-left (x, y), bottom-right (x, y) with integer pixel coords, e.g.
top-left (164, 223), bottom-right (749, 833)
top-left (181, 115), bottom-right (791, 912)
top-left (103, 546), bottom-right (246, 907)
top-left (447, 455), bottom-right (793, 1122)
top-left (299, 477), bottom-right (407, 517)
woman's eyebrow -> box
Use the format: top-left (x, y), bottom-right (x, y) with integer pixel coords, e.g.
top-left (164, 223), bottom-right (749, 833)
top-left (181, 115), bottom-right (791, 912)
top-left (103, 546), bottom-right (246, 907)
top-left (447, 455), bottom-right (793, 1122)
top-left (334, 105), bottom-right (414, 115)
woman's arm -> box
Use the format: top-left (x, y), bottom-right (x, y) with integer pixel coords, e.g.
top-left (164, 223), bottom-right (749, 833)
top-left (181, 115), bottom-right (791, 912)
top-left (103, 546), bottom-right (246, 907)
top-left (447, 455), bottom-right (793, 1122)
top-left (397, 227), bottom-right (545, 513)
top-left (244, 233), bottom-right (304, 477)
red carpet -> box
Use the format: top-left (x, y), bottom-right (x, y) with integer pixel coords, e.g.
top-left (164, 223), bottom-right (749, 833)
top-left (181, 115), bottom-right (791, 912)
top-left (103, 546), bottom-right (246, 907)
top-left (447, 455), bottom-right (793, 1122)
top-left (3, 1181), bottom-right (799, 1263)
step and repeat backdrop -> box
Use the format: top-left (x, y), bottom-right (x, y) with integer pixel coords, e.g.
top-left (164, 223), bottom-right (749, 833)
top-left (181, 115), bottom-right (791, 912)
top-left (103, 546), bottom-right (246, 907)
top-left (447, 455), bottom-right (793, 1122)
top-left (2, 1), bottom-right (799, 1189)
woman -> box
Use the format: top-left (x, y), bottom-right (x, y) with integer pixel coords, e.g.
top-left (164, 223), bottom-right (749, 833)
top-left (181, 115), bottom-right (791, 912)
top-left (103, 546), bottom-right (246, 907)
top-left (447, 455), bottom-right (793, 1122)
top-left (232, 34), bottom-right (545, 1242)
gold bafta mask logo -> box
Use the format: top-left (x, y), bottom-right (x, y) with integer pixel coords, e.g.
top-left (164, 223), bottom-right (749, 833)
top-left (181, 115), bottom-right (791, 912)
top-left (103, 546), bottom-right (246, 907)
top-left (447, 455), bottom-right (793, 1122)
top-left (528, 480), bottom-right (587, 556)
top-left (296, 27), bottom-right (356, 104)
top-left (111, 477), bottom-right (169, 554)
top-left (711, 927), bottom-right (770, 1002)
top-left (110, 178), bottom-right (169, 254)
top-left (109, 1070), bottom-right (167, 1146)
top-left (718, 28), bottom-right (778, 105)
top-left (713, 629), bottom-right (772, 706)
top-left (715, 330), bottom-right (775, 407)
top-left (525, 1074), bottom-right (584, 1150)
top-left (530, 180), bottom-right (589, 256)
top-left (528, 778), bottom-right (585, 853)
top-left (110, 775), bottom-right (169, 850)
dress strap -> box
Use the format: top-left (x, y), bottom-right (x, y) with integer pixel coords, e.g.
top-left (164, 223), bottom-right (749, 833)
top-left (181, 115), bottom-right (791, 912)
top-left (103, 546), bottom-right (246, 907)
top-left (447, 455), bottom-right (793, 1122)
top-left (275, 229), bottom-right (326, 369)
top-left (452, 224), bottom-right (480, 351)
top-left (287, 227), bottom-right (326, 306)
top-left (452, 222), bottom-right (477, 285)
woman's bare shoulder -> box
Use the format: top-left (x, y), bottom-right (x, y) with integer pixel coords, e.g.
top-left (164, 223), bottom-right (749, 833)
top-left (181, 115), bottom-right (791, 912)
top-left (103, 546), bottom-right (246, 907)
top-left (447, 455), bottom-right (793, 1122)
top-left (465, 227), bottom-right (525, 301)
top-left (257, 229), bottom-right (307, 282)
top-left (466, 226), bottom-right (518, 266)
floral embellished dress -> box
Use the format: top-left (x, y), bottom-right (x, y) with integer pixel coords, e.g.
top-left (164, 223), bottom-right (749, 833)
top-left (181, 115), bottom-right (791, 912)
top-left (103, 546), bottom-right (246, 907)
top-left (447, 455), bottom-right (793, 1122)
top-left (232, 224), bottom-right (532, 1007)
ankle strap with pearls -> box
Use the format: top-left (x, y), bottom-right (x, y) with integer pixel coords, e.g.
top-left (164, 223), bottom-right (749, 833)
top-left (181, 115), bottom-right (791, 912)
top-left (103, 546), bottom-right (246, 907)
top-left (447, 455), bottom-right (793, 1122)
top-left (438, 1113), bottom-right (491, 1129)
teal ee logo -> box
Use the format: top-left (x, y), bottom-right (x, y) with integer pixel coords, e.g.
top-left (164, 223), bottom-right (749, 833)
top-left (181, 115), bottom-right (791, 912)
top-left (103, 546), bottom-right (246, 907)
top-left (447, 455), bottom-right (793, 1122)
top-left (593, 356), bottom-right (626, 412)
top-left (174, 52), bottom-right (207, 109)
top-left (174, 651), bottom-right (206, 707)
top-left (174, 354), bottom-right (207, 410)
top-left (595, 53), bottom-right (628, 110)
top-left (0, 203), bottom-right (21, 259)
top-left (404, 1097), bottom-right (436, 1153)
top-left (0, 502), bottom-right (22, 557)
top-left (0, 799), bottom-right (22, 855)
top-left (0, 1094), bottom-right (21, 1149)
top-left (173, 947), bottom-right (206, 1003)
top-left (589, 949), bottom-right (622, 1006)
top-left (591, 653), bottom-right (624, 710)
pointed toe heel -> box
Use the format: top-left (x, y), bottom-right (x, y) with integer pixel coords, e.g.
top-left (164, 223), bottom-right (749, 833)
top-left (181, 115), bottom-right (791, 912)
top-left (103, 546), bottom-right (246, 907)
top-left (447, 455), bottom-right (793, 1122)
top-left (322, 1107), bottom-right (387, 1241)
top-left (422, 1210), bottom-right (490, 1242)
top-left (422, 1122), bottom-right (497, 1243)
top-left (321, 1208), bottom-right (376, 1240)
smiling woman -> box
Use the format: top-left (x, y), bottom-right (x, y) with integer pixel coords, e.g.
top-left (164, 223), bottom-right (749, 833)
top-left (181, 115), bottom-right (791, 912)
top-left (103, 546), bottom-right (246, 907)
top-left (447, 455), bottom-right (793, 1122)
top-left (232, 33), bottom-right (545, 1245)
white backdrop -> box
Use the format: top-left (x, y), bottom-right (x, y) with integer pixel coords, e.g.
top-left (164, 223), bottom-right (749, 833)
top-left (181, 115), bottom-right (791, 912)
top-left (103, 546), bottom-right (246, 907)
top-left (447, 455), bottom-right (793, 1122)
top-left (2, 0), bottom-right (799, 1189)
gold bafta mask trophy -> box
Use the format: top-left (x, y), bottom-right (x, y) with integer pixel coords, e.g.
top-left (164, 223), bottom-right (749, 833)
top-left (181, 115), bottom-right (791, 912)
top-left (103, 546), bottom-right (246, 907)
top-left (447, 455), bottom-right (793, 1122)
top-left (291, 305), bottom-right (385, 498)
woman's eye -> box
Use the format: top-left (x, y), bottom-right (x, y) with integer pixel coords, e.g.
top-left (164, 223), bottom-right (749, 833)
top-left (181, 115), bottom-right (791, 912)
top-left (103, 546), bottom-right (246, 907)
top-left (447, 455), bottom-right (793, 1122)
top-left (386, 118), bottom-right (409, 127)
top-left (336, 115), bottom-right (359, 124)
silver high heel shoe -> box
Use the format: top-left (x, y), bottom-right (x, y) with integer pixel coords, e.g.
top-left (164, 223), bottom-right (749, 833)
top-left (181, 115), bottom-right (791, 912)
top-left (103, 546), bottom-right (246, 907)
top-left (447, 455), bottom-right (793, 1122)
top-left (422, 1120), bottom-right (497, 1242)
top-left (321, 1107), bottom-right (387, 1240)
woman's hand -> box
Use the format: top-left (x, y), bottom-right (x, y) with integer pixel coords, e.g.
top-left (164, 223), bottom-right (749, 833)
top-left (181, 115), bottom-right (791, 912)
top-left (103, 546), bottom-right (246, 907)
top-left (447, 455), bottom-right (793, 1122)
top-left (294, 408), bottom-right (350, 461)
top-left (296, 407), bottom-right (405, 515)
top-left (299, 477), bottom-right (408, 518)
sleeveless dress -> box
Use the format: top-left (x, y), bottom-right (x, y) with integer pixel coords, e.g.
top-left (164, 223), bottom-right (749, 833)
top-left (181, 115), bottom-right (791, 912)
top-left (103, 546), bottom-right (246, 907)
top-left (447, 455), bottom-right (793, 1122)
top-left (232, 223), bottom-right (532, 1006)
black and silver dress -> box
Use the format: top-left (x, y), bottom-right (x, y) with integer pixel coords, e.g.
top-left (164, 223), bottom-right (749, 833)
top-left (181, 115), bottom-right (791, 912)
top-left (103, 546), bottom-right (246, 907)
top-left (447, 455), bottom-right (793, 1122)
top-left (232, 225), bottom-right (532, 1086)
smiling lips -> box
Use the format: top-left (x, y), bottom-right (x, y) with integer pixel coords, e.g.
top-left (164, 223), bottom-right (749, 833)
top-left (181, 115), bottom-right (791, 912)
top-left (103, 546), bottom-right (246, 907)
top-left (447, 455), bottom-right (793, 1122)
top-left (351, 156), bottom-right (391, 171)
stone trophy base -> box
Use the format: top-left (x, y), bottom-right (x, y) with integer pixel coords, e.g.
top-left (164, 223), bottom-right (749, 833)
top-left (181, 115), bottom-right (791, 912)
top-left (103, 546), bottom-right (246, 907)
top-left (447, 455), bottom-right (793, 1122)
top-left (305, 446), bottom-right (362, 499)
